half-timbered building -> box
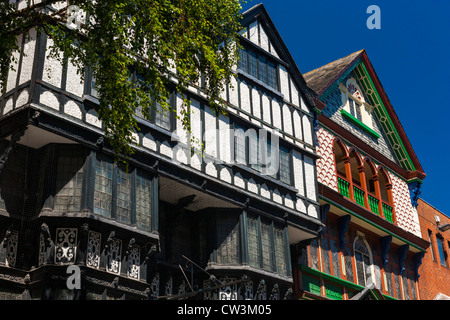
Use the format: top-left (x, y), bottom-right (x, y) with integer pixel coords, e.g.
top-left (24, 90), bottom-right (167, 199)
top-left (0, 3), bottom-right (323, 300)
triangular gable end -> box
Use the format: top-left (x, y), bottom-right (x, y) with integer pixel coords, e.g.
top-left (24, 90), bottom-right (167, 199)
top-left (239, 4), bottom-right (317, 112)
top-left (307, 50), bottom-right (424, 179)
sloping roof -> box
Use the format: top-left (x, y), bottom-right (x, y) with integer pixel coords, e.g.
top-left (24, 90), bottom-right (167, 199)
top-left (303, 50), bottom-right (363, 94)
top-left (350, 283), bottom-right (385, 300)
top-left (304, 49), bottom-right (425, 179)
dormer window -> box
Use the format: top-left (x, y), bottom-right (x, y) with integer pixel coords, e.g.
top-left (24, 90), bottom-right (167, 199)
top-left (340, 78), bottom-right (380, 139)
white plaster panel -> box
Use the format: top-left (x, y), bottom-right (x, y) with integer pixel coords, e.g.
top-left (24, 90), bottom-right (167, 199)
top-left (6, 34), bottom-right (21, 93)
top-left (143, 133), bottom-right (157, 151)
top-left (308, 204), bottom-right (319, 219)
top-left (159, 141), bottom-right (172, 158)
top-left (64, 100), bottom-right (82, 119)
top-left (86, 109), bottom-right (102, 128)
top-left (290, 79), bottom-right (300, 107)
top-left (175, 147), bottom-right (188, 165)
top-left (218, 114), bottom-right (232, 164)
top-left (271, 99), bottom-right (282, 131)
top-left (19, 29), bottom-right (36, 86)
top-left (175, 93), bottom-right (189, 145)
top-left (16, 88), bottom-right (29, 108)
top-left (293, 110), bottom-right (303, 140)
top-left (304, 155), bottom-right (316, 201)
top-left (300, 96), bottom-right (309, 113)
top-left (204, 105), bottom-right (217, 158)
top-left (247, 179), bottom-right (258, 194)
top-left (190, 153), bottom-right (202, 171)
top-left (239, 80), bottom-right (251, 115)
top-left (42, 38), bottom-right (63, 88)
top-left (234, 173), bottom-right (245, 189)
top-left (190, 98), bottom-right (202, 152)
top-left (248, 21), bottom-right (258, 45)
top-left (40, 90), bottom-right (59, 110)
top-left (260, 184), bottom-right (270, 199)
top-left (292, 150), bottom-right (305, 197)
top-left (205, 162), bottom-right (217, 177)
top-left (273, 189), bottom-right (282, 204)
top-left (261, 93), bottom-right (272, 124)
top-left (259, 23), bottom-right (269, 52)
top-left (282, 104), bottom-right (293, 135)
top-left (302, 114), bottom-right (313, 145)
top-left (228, 76), bottom-right (239, 107)
top-left (296, 199), bottom-right (306, 214)
top-left (4, 97), bottom-right (13, 115)
top-left (279, 65), bottom-right (290, 100)
top-left (251, 88), bottom-right (261, 120)
top-left (65, 58), bottom-right (84, 97)
top-left (220, 168), bottom-right (232, 184)
top-left (285, 195), bottom-right (294, 209)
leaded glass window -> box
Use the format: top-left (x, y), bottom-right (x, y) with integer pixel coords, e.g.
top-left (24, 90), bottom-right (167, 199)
top-left (279, 147), bottom-right (291, 185)
top-left (154, 100), bottom-right (171, 130)
top-left (321, 239), bottom-right (331, 275)
top-left (402, 274), bottom-right (410, 300)
top-left (274, 227), bottom-right (287, 276)
top-left (247, 216), bottom-right (261, 268)
top-left (354, 236), bottom-right (372, 287)
top-left (54, 152), bottom-right (85, 213)
top-left (237, 47), bottom-right (278, 90)
top-left (216, 213), bottom-right (240, 265)
top-left (135, 172), bottom-right (152, 231)
top-left (261, 222), bottom-right (273, 271)
top-left (94, 159), bottom-right (113, 217)
top-left (115, 167), bottom-right (132, 224)
top-left (248, 51), bottom-right (258, 79)
top-left (343, 247), bottom-right (354, 283)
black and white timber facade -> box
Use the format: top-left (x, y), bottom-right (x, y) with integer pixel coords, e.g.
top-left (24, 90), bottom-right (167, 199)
top-left (0, 3), bottom-right (323, 300)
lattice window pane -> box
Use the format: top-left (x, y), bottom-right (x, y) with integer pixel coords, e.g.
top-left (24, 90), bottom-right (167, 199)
top-left (238, 47), bottom-right (248, 72)
top-left (355, 252), bottom-right (366, 286)
top-left (54, 153), bottom-right (85, 213)
top-left (248, 51), bottom-right (258, 78)
top-left (136, 173), bottom-right (152, 232)
top-left (385, 263), bottom-right (394, 297)
top-left (409, 275), bottom-right (417, 300)
top-left (247, 216), bottom-right (261, 268)
top-left (115, 167), bottom-right (132, 224)
top-left (279, 148), bottom-right (291, 185)
top-left (216, 214), bottom-right (240, 265)
top-left (94, 159), bottom-right (113, 217)
top-left (274, 227), bottom-right (287, 276)
top-left (261, 222), bottom-right (273, 272)
top-left (267, 61), bottom-right (277, 90)
top-left (402, 275), bottom-right (410, 300)
top-left (155, 100), bottom-right (171, 130)
top-left (258, 56), bottom-right (267, 84)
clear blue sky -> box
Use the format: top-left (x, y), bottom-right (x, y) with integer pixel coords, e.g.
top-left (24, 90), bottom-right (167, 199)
top-left (241, 0), bottom-right (450, 217)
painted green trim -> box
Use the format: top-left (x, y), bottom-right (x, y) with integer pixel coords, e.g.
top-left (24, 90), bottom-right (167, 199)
top-left (300, 265), bottom-right (396, 300)
top-left (341, 109), bottom-right (381, 139)
top-left (319, 194), bottom-right (427, 253)
top-left (356, 63), bottom-right (416, 171)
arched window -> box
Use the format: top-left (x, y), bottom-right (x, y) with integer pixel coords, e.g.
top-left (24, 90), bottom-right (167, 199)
top-left (354, 235), bottom-right (373, 287)
top-left (333, 139), bottom-right (350, 199)
top-left (378, 167), bottom-right (395, 223)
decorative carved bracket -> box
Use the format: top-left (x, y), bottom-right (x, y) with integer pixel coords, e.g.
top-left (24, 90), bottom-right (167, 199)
top-left (380, 235), bottom-right (392, 268)
top-left (397, 244), bottom-right (409, 275)
top-left (0, 127), bottom-right (26, 175)
top-left (413, 252), bottom-right (425, 281)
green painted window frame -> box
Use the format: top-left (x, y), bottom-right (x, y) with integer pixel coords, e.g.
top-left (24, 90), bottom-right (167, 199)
top-left (341, 108), bottom-right (380, 139)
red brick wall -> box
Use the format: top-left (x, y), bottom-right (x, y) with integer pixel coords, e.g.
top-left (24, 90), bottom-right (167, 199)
top-left (416, 198), bottom-right (450, 300)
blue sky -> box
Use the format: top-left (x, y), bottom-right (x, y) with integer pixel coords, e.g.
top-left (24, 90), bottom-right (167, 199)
top-left (241, 0), bottom-right (450, 216)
